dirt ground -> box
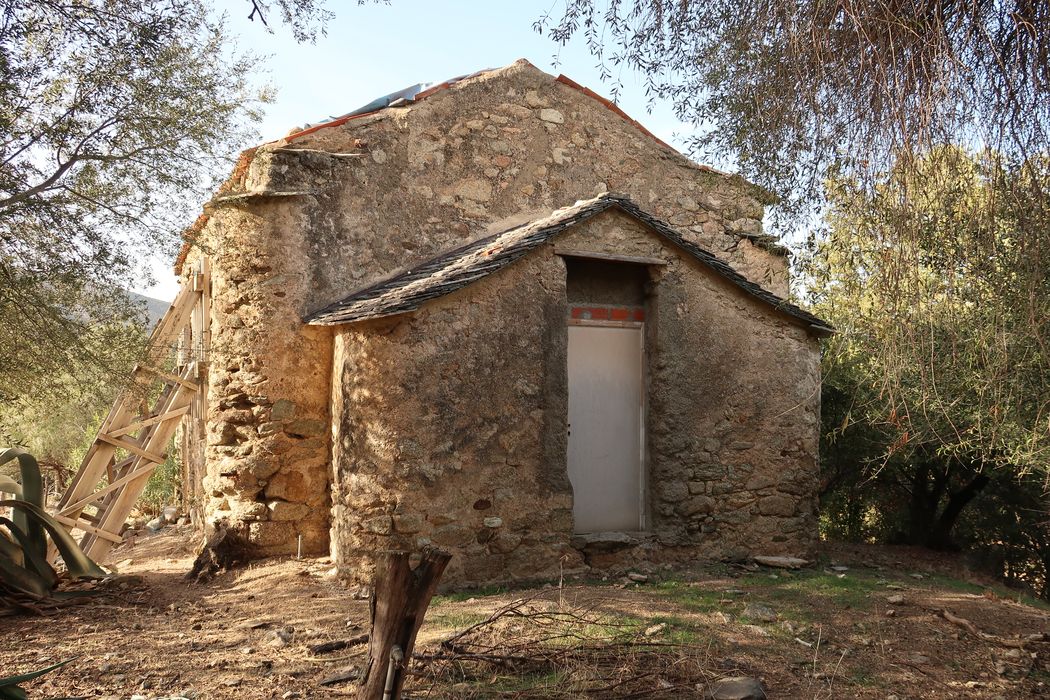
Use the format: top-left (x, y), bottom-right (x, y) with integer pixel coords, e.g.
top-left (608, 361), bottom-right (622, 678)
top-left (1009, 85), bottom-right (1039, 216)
top-left (3, 529), bottom-right (1049, 699)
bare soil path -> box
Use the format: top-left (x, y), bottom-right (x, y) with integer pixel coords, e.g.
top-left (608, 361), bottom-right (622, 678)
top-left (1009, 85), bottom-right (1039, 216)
top-left (3, 531), bottom-right (1048, 698)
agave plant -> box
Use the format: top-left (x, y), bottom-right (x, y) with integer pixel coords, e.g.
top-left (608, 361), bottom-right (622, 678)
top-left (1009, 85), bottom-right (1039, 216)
top-left (0, 659), bottom-right (72, 700)
top-left (0, 448), bottom-right (106, 608)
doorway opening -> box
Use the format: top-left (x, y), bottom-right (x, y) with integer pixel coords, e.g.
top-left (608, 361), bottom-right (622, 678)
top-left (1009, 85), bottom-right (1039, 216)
top-left (564, 256), bottom-right (651, 533)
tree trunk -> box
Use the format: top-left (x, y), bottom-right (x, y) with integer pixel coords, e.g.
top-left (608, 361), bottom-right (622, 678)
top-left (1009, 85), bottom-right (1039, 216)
top-left (926, 473), bottom-right (990, 550)
top-left (905, 459), bottom-right (938, 544)
top-left (357, 546), bottom-right (451, 700)
top-left (902, 456), bottom-right (990, 549)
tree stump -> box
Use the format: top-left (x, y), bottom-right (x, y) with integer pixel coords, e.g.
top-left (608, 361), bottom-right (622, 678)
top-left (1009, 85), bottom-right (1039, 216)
top-left (185, 518), bottom-right (255, 583)
top-left (357, 546), bottom-right (452, 700)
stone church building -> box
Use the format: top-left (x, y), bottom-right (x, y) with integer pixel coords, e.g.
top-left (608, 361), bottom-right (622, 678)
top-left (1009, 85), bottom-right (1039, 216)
top-left (175, 60), bottom-right (831, 586)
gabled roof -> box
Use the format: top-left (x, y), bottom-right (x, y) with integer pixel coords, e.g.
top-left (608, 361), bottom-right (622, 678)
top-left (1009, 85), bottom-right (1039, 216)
top-left (285, 68), bottom-right (495, 142)
top-left (284, 63), bottom-right (690, 162)
top-left (174, 61), bottom-right (775, 277)
top-left (304, 194), bottom-right (833, 335)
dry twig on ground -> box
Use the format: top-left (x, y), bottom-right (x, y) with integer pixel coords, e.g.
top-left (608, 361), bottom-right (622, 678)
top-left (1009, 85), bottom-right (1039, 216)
top-left (937, 609), bottom-right (1050, 649)
top-left (408, 596), bottom-right (724, 698)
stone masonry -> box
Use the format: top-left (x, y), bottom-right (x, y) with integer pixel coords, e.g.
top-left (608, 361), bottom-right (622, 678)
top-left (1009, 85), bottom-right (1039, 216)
top-left (175, 60), bottom-right (825, 581)
top-left (326, 209), bottom-right (821, 586)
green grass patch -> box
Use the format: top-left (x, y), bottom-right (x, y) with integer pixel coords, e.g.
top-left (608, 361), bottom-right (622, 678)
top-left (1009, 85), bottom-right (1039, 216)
top-left (743, 570), bottom-right (880, 608)
top-left (919, 574), bottom-right (985, 595)
top-left (644, 614), bottom-right (705, 644)
top-left (483, 670), bottom-right (570, 693)
top-left (541, 616), bottom-right (638, 647)
top-left (427, 610), bottom-right (490, 630)
top-left (1029, 668), bottom-right (1050, 684)
top-left (431, 669), bottom-right (571, 697)
top-left (849, 668), bottom-right (877, 687)
top-left (533, 610), bottom-right (706, 646)
top-left (652, 580), bottom-right (728, 613)
top-left (432, 584), bottom-right (508, 604)
top-left (719, 570), bottom-right (884, 625)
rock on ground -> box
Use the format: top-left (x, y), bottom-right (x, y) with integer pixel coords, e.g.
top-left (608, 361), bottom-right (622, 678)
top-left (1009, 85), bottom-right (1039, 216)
top-left (753, 556), bottom-right (810, 569)
top-left (742, 603), bottom-right (778, 623)
top-left (704, 676), bottom-right (767, 700)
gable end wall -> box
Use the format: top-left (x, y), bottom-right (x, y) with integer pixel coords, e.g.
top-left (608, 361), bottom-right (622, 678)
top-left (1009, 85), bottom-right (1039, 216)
top-left (185, 63), bottom-right (808, 562)
top-left (330, 211), bottom-right (819, 587)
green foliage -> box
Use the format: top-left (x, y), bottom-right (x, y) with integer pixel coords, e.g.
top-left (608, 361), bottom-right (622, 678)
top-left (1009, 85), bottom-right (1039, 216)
top-left (539, 2), bottom-right (1049, 222)
top-left (0, 658), bottom-right (73, 700)
top-left (0, 0), bottom-right (265, 403)
top-left (805, 147), bottom-right (1050, 594)
top-left (0, 448), bottom-right (106, 608)
top-left (0, 322), bottom-right (147, 502)
top-left (810, 148), bottom-right (1050, 472)
top-left (952, 475), bottom-right (1050, 599)
top-left (0, 0), bottom-right (337, 423)
top-left (138, 443), bottom-right (182, 517)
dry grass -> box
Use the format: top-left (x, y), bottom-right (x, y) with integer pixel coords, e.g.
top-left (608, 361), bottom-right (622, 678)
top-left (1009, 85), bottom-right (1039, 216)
top-left (409, 595), bottom-right (721, 698)
top-left (3, 532), bottom-right (1050, 699)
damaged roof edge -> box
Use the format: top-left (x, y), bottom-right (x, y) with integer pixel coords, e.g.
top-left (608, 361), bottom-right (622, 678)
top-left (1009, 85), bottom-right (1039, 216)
top-left (303, 193), bottom-right (833, 336)
top-left (174, 60), bottom-right (779, 276)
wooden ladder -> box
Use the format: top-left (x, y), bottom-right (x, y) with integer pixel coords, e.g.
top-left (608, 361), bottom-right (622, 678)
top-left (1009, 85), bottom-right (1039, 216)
top-left (54, 270), bottom-right (208, 561)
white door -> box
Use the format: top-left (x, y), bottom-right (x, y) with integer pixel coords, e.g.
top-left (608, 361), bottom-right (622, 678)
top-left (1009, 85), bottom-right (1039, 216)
top-left (567, 324), bottom-right (644, 532)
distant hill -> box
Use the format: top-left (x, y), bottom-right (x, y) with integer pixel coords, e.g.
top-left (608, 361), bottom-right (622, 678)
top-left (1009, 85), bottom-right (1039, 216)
top-left (124, 290), bottom-right (170, 329)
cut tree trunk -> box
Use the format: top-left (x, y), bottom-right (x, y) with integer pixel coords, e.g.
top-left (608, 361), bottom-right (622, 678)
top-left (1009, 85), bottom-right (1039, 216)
top-left (357, 546), bottom-right (451, 700)
top-left (185, 518), bottom-right (255, 583)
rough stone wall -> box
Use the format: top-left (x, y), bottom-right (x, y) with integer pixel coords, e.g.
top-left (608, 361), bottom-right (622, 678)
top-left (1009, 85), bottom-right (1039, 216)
top-left (331, 252), bottom-right (582, 586)
top-left (183, 60), bottom-right (806, 557)
top-left (247, 59), bottom-right (788, 318)
top-left (331, 209), bottom-right (820, 586)
top-left (183, 203), bottom-right (333, 554)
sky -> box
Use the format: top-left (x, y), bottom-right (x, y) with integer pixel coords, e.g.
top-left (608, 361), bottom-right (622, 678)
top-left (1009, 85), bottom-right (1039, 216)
top-left (135, 0), bottom-right (710, 300)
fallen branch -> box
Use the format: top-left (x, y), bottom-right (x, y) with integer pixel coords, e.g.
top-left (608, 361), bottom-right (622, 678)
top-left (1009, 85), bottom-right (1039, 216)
top-left (309, 633), bottom-right (369, 655)
top-left (937, 609), bottom-right (1050, 648)
top-left (415, 650), bottom-right (540, 667)
top-left (1, 584), bottom-right (106, 616)
top-left (320, 668), bottom-right (361, 687)
top-left (439, 596), bottom-right (535, 649)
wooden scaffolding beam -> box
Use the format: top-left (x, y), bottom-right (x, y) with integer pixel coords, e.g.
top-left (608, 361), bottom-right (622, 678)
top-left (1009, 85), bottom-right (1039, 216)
top-left (54, 272), bottom-right (209, 562)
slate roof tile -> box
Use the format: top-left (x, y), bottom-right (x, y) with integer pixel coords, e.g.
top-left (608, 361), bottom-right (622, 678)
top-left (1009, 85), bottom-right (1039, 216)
top-left (304, 193), bottom-right (833, 336)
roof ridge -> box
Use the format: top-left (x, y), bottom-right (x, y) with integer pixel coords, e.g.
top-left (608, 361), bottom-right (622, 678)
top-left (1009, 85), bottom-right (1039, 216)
top-left (173, 65), bottom-right (764, 276)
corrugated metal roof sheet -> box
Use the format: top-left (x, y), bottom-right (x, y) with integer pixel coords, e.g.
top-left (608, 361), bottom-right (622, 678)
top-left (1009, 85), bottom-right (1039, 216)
top-left (285, 69), bottom-right (493, 142)
top-left (303, 193), bottom-right (832, 335)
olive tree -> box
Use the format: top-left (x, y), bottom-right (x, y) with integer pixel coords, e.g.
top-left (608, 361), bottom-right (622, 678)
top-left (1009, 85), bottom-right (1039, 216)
top-left (0, 0), bottom-right (336, 403)
top-left (809, 147), bottom-right (1049, 554)
top-left (537, 1), bottom-right (1050, 216)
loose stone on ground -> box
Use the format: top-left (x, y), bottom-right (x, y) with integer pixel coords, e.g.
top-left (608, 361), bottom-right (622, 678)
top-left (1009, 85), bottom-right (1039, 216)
top-left (704, 676), bottom-right (767, 700)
